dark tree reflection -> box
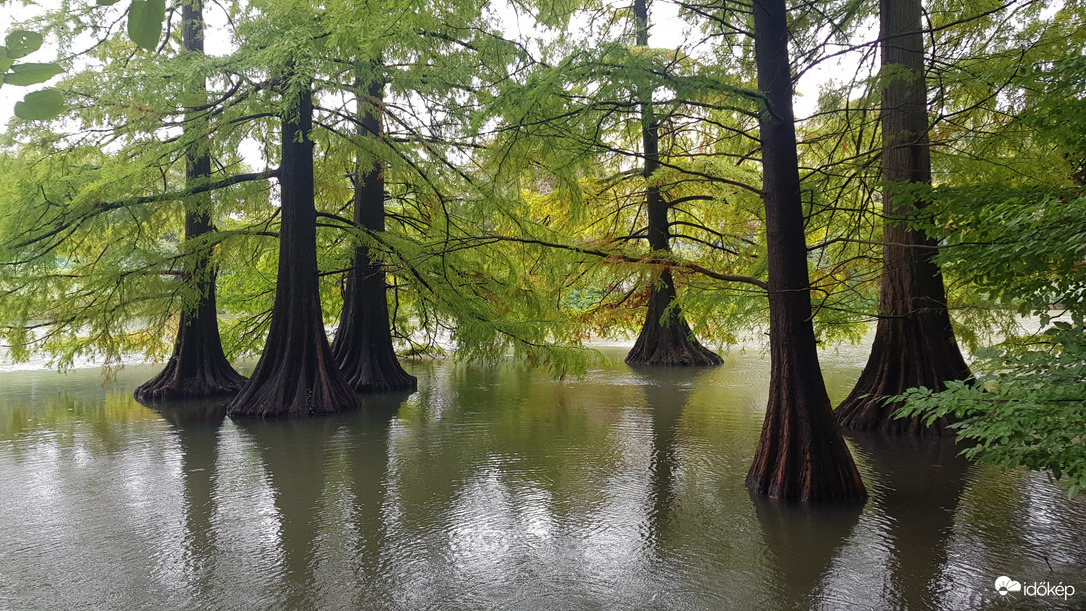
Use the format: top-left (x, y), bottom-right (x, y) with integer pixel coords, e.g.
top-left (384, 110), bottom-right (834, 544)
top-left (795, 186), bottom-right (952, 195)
top-left (344, 392), bottom-right (411, 604)
top-left (238, 415), bottom-right (338, 608)
top-left (633, 367), bottom-right (706, 547)
top-left (848, 432), bottom-right (973, 609)
top-left (752, 494), bottom-right (863, 609)
top-left (148, 397), bottom-right (230, 597)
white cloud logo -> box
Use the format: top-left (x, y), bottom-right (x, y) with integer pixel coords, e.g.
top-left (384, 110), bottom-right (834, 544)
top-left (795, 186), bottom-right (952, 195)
top-left (995, 576), bottom-right (1022, 596)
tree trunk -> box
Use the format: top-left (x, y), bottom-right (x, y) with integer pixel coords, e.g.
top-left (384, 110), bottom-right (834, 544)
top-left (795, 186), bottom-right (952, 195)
top-left (625, 0), bottom-right (722, 368)
top-left (834, 0), bottom-right (970, 434)
top-left (745, 0), bottom-right (867, 502)
top-left (626, 268), bottom-right (723, 365)
top-left (331, 74), bottom-right (417, 393)
top-left (226, 80), bottom-right (358, 418)
top-left (135, 0), bottom-right (245, 403)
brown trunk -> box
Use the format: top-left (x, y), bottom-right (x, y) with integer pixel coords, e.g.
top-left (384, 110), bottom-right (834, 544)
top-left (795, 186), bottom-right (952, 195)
top-left (745, 0), bottom-right (866, 502)
top-left (626, 269), bottom-right (723, 365)
top-left (226, 80), bottom-right (358, 418)
top-left (331, 74), bottom-right (417, 393)
top-left (135, 0), bottom-right (245, 403)
top-left (835, 0), bottom-right (970, 434)
top-left (625, 0), bottom-right (722, 368)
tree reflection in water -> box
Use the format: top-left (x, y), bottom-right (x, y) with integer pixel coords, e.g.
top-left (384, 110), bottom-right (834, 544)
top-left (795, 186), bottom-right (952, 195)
top-left (846, 432), bottom-right (973, 609)
top-left (752, 493), bottom-right (863, 609)
top-left (235, 394), bottom-right (406, 609)
top-left (632, 366), bottom-right (707, 544)
top-left (2, 356), bottom-right (1085, 609)
top-left (148, 397), bottom-right (230, 599)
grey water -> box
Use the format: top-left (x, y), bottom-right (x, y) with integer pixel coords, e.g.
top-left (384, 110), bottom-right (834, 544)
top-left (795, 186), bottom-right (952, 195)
top-left (0, 347), bottom-right (1083, 610)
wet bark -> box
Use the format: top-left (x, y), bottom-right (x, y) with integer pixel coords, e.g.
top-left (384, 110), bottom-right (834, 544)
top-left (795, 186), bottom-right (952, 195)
top-left (835, 0), bottom-right (970, 434)
top-left (330, 75), bottom-right (417, 393)
top-left (626, 269), bottom-right (723, 366)
top-left (625, 0), bottom-right (722, 367)
top-left (135, 0), bottom-right (245, 403)
top-left (745, 0), bottom-right (867, 502)
top-left (226, 80), bottom-right (358, 418)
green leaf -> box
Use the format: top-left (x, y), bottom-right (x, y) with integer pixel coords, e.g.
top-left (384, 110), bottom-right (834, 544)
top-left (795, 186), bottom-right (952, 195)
top-left (3, 62), bottom-right (64, 86)
top-left (13, 88), bottom-right (65, 121)
top-left (97, 0), bottom-right (123, 4)
top-left (0, 47), bottom-right (13, 75)
top-left (127, 0), bottom-right (166, 51)
top-left (5, 30), bottom-right (44, 59)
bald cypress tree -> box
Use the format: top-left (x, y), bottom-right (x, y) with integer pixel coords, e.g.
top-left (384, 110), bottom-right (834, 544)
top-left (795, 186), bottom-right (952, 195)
top-left (834, 0), bottom-right (970, 434)
top-left (135, 0), bottom-right (245, 402)
top-left (331, 72), bottom-right (417, 393)
top-left (745, 0), bottom-right (867, 502)
top-left (625, 0), bottom-right (723, 368)
top-left (226, 79), bottom-right (357, 418)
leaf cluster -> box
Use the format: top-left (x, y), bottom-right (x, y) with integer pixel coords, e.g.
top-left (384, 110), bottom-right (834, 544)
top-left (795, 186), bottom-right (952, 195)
top-left (894, 322), bottom-right (1086, 499)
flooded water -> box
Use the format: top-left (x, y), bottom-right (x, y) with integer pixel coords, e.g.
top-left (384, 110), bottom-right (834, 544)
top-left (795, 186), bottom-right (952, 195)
top-left (0, 347), bottom-right (1083, 610)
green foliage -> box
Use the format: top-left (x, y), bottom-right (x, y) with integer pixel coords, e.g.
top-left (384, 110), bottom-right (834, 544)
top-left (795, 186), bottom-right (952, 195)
top-left (12, 87), bottom-right (63, 120)
top-left (1, 0), bottom-right (174, 124)
top-left (894, 323), bottom-right (1086, 498)
top-left (927, 187), bottom-right (1086, 319)
top-left (4, 29), bottom-right (43, 58)
top-left (127, 0), bottom-right (166, 51)
top-left (4, 61), bottom-right (63, 85)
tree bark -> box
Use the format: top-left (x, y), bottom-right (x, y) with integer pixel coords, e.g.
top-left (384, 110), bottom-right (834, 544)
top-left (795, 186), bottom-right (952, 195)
top-left (834, 0), bottom-right (970, 434)
top-left (226, 80), bottom-right (358, 418)
top-left (135, 0), bottom-right (245, 403)
top-left (331, 73), bottom-right (417, 393)
top-left (745, 0), bottom-right (867, 502)
top-left (625, 0), bottom-right (722, 367)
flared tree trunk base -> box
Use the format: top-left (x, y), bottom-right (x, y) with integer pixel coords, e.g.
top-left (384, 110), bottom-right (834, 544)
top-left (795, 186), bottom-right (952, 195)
top-left (747, 381), bottom-right (868, 503)
top-left (134, 281), bottom-right (245, 404)
top-left (226, 332), bottom-right (359, 419)
top-left (331, 260), bottom-right (417, 394)
top-left (625, 332), bottom-right (723, 367)
top-left (625, 270), bottom-right (723, 367)
top-left (134, 356), bottom-right (245, 403)
top-left (335, 350), bottom-right (417, 394)
top-left (835, 317), bottom-right (970, 436)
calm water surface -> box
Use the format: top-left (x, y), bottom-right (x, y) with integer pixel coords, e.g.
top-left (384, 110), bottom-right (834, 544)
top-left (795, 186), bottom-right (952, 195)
top-left (0, 347), bottom-right (1083, 610)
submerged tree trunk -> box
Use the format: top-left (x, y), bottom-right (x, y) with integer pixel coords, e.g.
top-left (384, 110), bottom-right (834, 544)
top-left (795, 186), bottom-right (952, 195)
top-left (835, 0), bottom-right (970, 434)
top-left (625, 0), bottom-right (722, 367)
top-left (331, 74), bottom-right (416, 393)
top-left (745, 0), bottom-right (866, 502)
top-left (135, 0), bottom-right (245, 403)
top-left (226, 80), bottom-right (357, 418)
